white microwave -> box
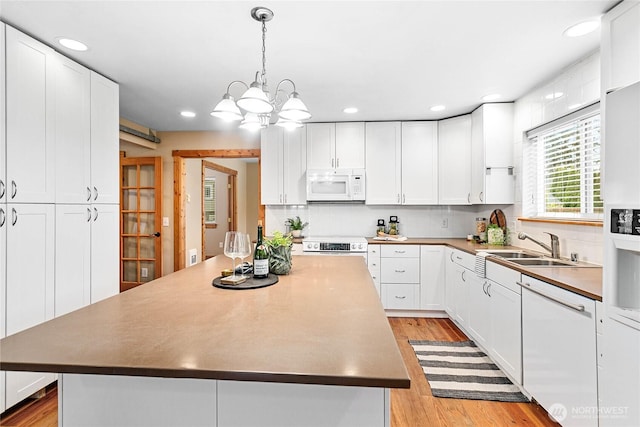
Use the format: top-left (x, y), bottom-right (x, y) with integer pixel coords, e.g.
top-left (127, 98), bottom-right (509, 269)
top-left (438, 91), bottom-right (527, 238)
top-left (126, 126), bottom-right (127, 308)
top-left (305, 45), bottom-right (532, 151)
top-left (306, 169), bottom-right (366, 202)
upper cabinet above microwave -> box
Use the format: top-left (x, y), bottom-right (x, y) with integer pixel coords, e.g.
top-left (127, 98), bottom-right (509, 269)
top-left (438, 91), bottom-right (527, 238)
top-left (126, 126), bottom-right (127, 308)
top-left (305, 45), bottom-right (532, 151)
top-left (306, 122), bottom-right (365, 170)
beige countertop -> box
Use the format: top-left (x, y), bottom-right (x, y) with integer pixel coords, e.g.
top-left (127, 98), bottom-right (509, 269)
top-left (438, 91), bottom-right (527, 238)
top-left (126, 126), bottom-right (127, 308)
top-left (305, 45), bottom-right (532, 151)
top-left (367, 238), bottom-right (602, 301)
top-left (0, 256), bottom-right (410, 389)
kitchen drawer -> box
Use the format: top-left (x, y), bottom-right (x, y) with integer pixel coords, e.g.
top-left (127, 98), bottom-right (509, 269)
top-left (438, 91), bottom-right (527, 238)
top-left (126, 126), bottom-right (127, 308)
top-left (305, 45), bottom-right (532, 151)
top-left (381, 283), bottom-right (420, 309)
top-left (381, 258), bottom-right (420, 283)
top-left (486, 261), bottom-right (521, 294)
top-left (367, 245), bottom-right (381, 262)
top-left (448, 249), bottom-right (475, 271)
top-left (381, 244), bottom-right (419, 258)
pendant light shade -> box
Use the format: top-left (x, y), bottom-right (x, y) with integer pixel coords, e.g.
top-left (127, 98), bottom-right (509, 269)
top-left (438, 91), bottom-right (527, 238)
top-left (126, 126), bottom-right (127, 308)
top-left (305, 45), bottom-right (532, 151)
top-left (278, 92), bottom-right (311, 121)
top-left (237, 83), bottom-right (274, 114)
top-left (210, 94), bottom-right (243, 122)
top-left (211, 7), bottom-right (310, 130)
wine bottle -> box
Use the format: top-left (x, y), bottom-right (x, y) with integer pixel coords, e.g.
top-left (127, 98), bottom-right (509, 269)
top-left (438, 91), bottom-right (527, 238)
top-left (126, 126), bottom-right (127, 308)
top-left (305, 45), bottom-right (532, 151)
top-left (253, 222), bottom-right (269, 278)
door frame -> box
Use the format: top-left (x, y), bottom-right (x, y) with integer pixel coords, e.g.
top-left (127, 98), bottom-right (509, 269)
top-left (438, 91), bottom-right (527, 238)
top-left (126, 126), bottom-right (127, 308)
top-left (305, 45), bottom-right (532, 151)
top-left (172, 149), bottom-right (262, 271)
top-left (201, 160), bottom-right (238, 260)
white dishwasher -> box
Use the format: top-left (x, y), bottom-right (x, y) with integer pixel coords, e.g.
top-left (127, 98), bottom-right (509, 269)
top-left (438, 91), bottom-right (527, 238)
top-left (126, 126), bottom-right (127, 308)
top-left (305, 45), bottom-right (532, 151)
top-left (521, 275), bottom-right (598, 427)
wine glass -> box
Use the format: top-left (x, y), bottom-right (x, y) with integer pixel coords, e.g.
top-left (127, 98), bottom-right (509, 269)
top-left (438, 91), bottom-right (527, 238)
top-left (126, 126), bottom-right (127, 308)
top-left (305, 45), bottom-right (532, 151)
top-left (237, 233), bottom-right (252, 278)
top-left (224, 231), bottom-right (241, 278)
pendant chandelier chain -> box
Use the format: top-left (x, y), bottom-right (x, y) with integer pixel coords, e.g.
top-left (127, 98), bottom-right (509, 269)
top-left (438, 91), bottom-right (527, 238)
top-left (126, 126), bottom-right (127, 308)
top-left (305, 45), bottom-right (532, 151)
top-left (261, 19), bottom-right (267, 87)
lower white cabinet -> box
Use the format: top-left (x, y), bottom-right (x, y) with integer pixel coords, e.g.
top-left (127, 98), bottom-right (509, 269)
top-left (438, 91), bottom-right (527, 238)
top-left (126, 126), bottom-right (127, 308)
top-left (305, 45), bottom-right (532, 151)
top-left (444, 248), bottom-right (473, 328)
top-left (4, 203), bottom-right (57, 410)
top-left (419, 246), bottom-right (444, 310)
top-left (381, 283), bottom-right (420, 310)
top-left (522, 275), bottom-right (598, 427)
top-left (380, 245), bottom-right (420, 310)
top-left (467, 276), bottom-right (491, 349)
top-left (367, 245), bottom-right (381, 295)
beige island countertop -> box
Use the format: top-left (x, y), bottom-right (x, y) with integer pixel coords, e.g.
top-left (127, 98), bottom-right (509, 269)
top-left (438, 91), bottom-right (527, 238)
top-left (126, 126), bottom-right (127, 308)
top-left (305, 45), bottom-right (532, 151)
top-left (368, 237), bottom-right (603, 301)
top-left (0, 255), bottom-right (410, 389)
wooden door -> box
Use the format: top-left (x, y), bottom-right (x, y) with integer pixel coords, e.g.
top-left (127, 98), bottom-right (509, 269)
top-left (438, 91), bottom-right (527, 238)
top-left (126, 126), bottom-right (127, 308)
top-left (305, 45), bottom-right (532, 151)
top-left (120, 156), bottom-right (162, 291)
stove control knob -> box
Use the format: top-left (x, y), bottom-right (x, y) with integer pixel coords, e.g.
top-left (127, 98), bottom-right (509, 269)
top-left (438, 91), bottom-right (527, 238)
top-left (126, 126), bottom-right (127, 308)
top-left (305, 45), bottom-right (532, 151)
top-left (313, 243), bottom-right (319, 249)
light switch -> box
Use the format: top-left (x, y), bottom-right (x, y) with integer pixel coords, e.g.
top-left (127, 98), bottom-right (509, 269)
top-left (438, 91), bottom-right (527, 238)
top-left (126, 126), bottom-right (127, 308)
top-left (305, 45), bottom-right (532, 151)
top-left (163, 217), bottom-right (170, 227)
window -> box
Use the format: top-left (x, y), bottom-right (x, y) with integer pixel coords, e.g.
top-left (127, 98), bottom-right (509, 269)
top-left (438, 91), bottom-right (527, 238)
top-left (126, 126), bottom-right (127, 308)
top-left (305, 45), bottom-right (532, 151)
top-left (204, 178), bottom-right (216, 223)
top-left (524, 104), bottom-right (602, 220)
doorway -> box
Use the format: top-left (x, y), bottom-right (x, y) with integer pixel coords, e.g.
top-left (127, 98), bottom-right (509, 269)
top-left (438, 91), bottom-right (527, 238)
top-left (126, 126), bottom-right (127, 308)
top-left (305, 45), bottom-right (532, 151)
top-left (201, 160), bottom-right (237, 259)
top-left (173, 149), bottom-right (262, 271)
top-left (120, 155), bottom-right (163, 291)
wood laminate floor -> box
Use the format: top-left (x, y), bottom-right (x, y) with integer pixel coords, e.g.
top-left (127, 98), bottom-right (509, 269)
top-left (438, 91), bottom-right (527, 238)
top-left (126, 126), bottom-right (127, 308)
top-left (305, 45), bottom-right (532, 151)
top-left (0, 317), bottom-right (558, 427)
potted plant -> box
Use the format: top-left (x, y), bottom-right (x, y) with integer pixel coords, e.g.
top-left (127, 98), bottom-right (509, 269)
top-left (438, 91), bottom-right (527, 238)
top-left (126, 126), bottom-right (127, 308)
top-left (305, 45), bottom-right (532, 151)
top-left (285, 216), bottom-right (308, 238)
top-left (265, 231), bottom-right (293, 275)
top-left (487, 224), bottom-right (506, 245)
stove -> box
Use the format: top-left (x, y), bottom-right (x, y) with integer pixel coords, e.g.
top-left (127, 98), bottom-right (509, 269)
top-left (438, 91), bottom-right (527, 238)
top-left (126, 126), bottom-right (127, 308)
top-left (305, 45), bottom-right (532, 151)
top-left (302, 236), bottom-right (368, 253)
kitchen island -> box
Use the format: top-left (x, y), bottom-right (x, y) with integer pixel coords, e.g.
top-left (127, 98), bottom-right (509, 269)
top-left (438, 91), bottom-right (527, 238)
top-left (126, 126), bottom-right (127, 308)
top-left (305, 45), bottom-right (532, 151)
top-left (0, 255), bottom-right (409, 426)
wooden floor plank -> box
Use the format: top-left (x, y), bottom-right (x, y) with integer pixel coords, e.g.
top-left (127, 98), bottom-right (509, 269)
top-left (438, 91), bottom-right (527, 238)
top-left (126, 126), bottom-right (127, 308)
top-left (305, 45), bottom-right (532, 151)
top-left (1, 317), bottom-right (559, 427)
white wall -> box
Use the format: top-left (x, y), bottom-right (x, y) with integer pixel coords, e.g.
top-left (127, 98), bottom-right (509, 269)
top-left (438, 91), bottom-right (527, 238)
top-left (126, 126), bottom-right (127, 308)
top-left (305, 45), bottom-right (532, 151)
top-left (204, 167), bottom-right (230, 258)
top-left (185, 159), bottom-right (202, 265)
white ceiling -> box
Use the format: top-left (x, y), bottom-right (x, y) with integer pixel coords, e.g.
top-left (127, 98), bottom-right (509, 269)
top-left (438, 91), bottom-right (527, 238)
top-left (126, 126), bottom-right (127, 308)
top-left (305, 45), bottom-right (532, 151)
top-left (0, 0), bottom-right (617, 132)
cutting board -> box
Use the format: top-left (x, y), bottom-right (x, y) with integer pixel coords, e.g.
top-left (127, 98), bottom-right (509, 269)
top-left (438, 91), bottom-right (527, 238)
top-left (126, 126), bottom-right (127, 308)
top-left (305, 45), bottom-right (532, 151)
top-left (489, 209), bottom-right (507, 229)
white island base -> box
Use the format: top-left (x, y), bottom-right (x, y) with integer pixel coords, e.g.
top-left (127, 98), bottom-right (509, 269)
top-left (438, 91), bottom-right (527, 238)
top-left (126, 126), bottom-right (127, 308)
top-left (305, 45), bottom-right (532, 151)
top-left (59, 373), bottom-right (390, 426)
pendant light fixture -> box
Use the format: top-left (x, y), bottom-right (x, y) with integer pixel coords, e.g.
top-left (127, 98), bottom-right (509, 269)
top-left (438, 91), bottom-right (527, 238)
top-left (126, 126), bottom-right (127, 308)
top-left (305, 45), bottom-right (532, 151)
top-left (211, 6), bottom-right (311, 131)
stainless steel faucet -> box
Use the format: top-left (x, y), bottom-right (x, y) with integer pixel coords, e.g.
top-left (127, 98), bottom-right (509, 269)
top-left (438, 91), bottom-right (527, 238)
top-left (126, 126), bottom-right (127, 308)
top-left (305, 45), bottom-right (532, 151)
top-left (518, 232), bottom-right (560, 259)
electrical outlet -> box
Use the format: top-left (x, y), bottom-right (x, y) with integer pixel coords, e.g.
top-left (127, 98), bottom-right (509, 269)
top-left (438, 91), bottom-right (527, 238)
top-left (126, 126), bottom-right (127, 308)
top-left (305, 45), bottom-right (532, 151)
top-left (441, 218), bottom-right (449, 228)
top-left (162, 217), bottom-right (169, 227)
top-left (141, 267), bottom-right (148, 278)
top-left (219, 242), bottom-right (223, 248)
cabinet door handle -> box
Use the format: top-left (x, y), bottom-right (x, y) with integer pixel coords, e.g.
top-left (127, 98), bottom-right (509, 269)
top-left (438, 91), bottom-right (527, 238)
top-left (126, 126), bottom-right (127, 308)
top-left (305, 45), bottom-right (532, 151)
top-left (11, 180), bottom-right (17, 199)
top-left (93, 186), bottom-right (98, 201)
top-left (284, 194), bottom-right (287, 204)
top-left (279, 194), bottom-right (283, 203)
top-left (87, 208), bottom-right (92, 222)
top-left (394, 295), bottom-right (406, 299)
top-left (450, 252), bottom-right (454, 262)
top-left (479, 191), bottom-right (483, 202)
top-left (93, 207), bottom-right (99, 221)
top-left (395, 269), bottom-right (406, 273)
top-left (467, 193), bottom-right (471, 203)
top-left (331, 158), bottom-right (335, 168)
top-left (482, 281), bottom-right (488, 295)
top-left (486, 283), bottom-right (491, 297)
top-left (336, 158), bottom-right (340, 168)
top-left (402, 194), bottom-right (405, 204)
top-left (11, 208), bottom-right (18, 226)
top-left (0, 208), bottom-right (5, 227)
top-left (394, 250), bottom-right (406, 254)
top-left (0, 179), bottom-right (4, 199)
top-left (461, 270), bottom-right (466, 282)
top-left (87, 187), bottom-right (92, 202)
top-left (518, 281), bottom-right (585, 312)
top-left (397, 194), bottom-right (400, 203)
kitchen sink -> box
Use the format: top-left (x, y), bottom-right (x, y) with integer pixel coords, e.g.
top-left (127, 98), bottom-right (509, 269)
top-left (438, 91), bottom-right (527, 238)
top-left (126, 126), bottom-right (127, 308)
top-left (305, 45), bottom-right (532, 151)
top-left (508, 258), bottom-right (578, 267)
top-left (481, 251), bottom-right (541, 258)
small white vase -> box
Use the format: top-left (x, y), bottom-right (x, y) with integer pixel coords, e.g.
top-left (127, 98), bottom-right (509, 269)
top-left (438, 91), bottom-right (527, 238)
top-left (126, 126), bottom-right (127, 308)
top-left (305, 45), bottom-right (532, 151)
top-left (291, 229), bottom-right (302, 238)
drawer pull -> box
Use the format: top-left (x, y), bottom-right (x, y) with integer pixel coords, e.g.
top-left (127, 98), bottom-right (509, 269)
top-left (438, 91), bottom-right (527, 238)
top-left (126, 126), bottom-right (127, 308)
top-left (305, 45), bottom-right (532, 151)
top-left (394, 269), bottom-right (406, 273)
top-left (455, 255), bottom-right (462, 261)
top-left (394, 295), bottom-right (406, 299)
top-left (395, 250), bottom-right (406, 254)
top-left (518, 281), bottom-right (585, 312)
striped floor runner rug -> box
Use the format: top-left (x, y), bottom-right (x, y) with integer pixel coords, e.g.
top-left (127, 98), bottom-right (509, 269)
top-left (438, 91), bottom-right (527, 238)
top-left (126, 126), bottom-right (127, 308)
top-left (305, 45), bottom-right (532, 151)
top-left (409, 340), bottom-right (529, 402)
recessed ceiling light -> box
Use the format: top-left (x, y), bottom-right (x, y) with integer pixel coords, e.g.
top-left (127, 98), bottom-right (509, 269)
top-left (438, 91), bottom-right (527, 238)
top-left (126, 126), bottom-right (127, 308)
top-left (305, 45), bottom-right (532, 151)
top-left (180, 111), bottom-right (196, 118)
top-left (545, 92), bottom-right (564, 100)
top-left (563, 20), bottom-right (600, 37)
top-left (343, 107), bottom-right (358, 114)
top-left (481, 93), bottom-right (501, 102)
top-left (430, 105), bottom-right (446, 112)
top-left (58, 38), bottom-right (88, 51)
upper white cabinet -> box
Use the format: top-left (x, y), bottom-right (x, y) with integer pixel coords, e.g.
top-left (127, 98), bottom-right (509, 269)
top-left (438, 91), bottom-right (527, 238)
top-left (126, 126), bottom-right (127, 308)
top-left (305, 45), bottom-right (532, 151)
top-left (261, 126), bottom-right (307, 205)
top-left (54, 55), bottom-right (91, 204)
top-left (401, 122), bottom-right (438, 205)
top-left (1, 22), bottom-right (6, 207)
top-left (90, 72), bottom-right (120, 204)
top-left (470, 103), bottom-right (515, 204)
top-left (5, 26), bottom-right (56, 203)
top-left (602, 0), bottom-right (640, 91)
top-left (90, 204), bottom-right (120, 303)
top-left (366, 121), bottom-right (438, 205)
top-left (365, 122), bottom-right (402, 204)
top-left (307, 122), bottom-right (365, 170)
top-left (438, 115), bottom-right (472, 205)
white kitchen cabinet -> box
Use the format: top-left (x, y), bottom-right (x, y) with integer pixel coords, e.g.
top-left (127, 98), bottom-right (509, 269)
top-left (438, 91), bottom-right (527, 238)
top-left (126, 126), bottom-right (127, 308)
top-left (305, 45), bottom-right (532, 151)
top-left (5, 203), bottom-right (56, 410)
top-left (5, 26), bottom-right (56, 204)
top-left (306, 122), bottom-right (365, 170)
top-left (91, 204), bottom-right (120, 303)
top-left (470, 103), bottom-right (515, 204)
top-left (401, 122), bottom-right (438, 205)
top-left (438, 115), bottom-right (472, 205)
top-left (366, 121), bottom-right (438, 205)
top-left (367, 244), bottom-right (381, 295)
top-left (260, 126), bottom-right (307, 205)
top-left (419, 245), bottom-right (445, 310)
top-left (90, 72), bottom-right (120, 204)
top-left (444, 248), bottom-right (473, 327)
top-left (55, 54), bottom-right (92, 204)
top-left (1, 22), bottom-right (6, 207)
top-left (602, 0), bottom-right (640, 92)
top-left (467, 276), bottom-right (491, 349)
top-left (55, 205), bottom-right (91, 317)
top-left (380, 245), bottom-right (420, 310)
top-left (365, 122), bottom-right (401, 204)
top-left (522, 275), bottom-right (598, 427)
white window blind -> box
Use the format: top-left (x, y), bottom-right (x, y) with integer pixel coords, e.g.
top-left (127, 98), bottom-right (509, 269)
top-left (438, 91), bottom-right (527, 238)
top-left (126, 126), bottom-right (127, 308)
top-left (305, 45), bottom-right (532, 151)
top-left (204, 178), bottom-right (216, 223)
top-left (524, 104), bottom-right (602, 219)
